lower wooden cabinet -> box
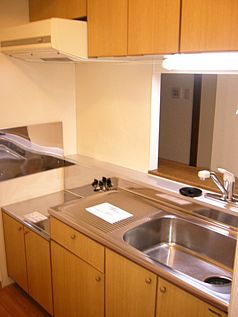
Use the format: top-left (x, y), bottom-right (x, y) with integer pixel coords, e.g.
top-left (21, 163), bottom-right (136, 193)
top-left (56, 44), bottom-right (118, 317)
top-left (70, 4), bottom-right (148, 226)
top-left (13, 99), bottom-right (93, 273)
top-left (3, 212), bottom-right (228, 317)
top-left (106, 249), bottom-right (157, 317)
top-left (24, 228), bottom-right (53, 314)
top-left (157, 278), bottom-right (227, 317)
top-left (2, 213), bottom-right (28, 292)
top-left (51, 241), bottom-right (104, 317)
top-left (2, 213), bottom-right (53, 314)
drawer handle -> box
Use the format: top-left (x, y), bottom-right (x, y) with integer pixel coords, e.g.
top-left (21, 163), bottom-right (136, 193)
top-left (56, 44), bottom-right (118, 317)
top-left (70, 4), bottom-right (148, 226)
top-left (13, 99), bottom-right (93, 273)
top-left (159, 286), bottom-right (167, 293)
top-left (208, 308), bottom-right (222, 317)
top-left (145, 277), bottom-right (152, 284)
top-left (70, 234), bottom-right (76, 240)
top-left (95, 276), bottom-right (101, 282)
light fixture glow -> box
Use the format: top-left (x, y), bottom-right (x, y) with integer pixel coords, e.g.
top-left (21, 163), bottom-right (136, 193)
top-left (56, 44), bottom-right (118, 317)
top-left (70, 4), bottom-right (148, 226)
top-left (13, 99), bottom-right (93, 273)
top-left (162, 53), bottom-right (238, 71)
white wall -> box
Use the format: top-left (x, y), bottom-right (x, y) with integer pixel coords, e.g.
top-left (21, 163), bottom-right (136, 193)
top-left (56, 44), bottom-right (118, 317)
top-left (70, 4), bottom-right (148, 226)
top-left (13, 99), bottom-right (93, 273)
top-left (0, 1), bottom-right (77, 286)
top-left (211, 75), bottom-right (238, 175)
top-left (76, 63), bottom-right (153, 172)
top-left (197, 75), bottom-right (217, 168)
top-left (159, 74), bottom-right (194, 164)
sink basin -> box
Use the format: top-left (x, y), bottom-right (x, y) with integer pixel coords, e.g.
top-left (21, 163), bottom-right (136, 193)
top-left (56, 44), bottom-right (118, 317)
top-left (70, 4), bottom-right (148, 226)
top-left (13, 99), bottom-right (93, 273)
top-left (194, 208), bottom-right (238, 229)
top-left (123, 214), bottom-right (235, 288)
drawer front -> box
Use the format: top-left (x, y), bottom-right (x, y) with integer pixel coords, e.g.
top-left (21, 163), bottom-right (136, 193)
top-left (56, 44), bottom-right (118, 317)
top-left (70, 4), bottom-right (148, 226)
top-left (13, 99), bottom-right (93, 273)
top-left (50, 217), bottom-right (104, 272)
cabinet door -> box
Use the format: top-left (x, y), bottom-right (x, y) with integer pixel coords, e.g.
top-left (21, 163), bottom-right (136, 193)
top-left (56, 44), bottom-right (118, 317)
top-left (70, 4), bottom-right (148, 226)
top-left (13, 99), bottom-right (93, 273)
top-left (156, 278), bottom-right (227, 317)
top-left (106, 249), bottom-right (157, 317)
top-left (128, 0), bottom-right (180, 55)
top-left (29, 0), bottom-right (87, 21)
top-left (50, 217), bottom-right (104, 272)
top-left (2, 213), bottom-right (28, 292)
top-left (181, 0), bottom-right (238, 52)
top-left (87, 0), bottom-right (128, 57)
top-left (51, 241), bottom-right (104, 317)
top-left (24, 228), bottom-right (53, 315)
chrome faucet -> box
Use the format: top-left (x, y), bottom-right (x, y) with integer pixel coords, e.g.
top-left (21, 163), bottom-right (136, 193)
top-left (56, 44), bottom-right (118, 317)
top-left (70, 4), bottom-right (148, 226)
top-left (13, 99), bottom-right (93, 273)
top-left (198, 168), bottom-right (238, 203)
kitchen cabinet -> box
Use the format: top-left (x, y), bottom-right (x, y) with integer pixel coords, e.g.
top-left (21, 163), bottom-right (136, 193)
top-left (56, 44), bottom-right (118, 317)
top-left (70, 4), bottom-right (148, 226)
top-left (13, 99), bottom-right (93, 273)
top-left (180, 0), bottom-right (238, 52)
top-left (156, 278), bottom-right (227, 317)
top-left (106, 249), bottom-right (157, 317)
top-left (50, 217), bottom-right (105, 317)
top-left (2, 213), bottom-right (53, 314)
top-left (87, 0), bottom-right (128, 57)
top-left (2, 213), bottom-right (28, 293)
top-left (128, 0), bottom-right (180, 55)
top-left (87, 0), bottom-right (180, 57)
top-left (50, 217), bottom-right (104, 272)
top-left (51, 241), bottom-right (104, 317)
top-left (24, 228), bottom-right (53, 315)
top-left (29, 0), bottom-right (87, 22)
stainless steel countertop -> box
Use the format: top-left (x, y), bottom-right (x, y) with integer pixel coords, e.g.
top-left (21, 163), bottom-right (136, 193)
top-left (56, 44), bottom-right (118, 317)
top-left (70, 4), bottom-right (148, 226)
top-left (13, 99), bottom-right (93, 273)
top-left (49, 181), bottom-right (236, 312)
top-left (2, 190), bottom-right (81, 240)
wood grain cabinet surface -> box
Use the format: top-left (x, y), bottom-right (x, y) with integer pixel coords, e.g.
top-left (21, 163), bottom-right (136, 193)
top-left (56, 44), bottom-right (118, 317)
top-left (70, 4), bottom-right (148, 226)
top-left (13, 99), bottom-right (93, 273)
top-left (180, 0), bottom-right (238, 52)
top-left (50, 216), bottom-right (104, 272)
top-left (87, 0), bottom-right (128, 57)
top-left (106, 249), bottom-right (157, 317)
top-left (128, 0), bottom-right (180, 55)
top-left (29, 0), bottom-right (87, 22)
top-left (2, 213), bottom-right (28, 293)
top-left (51, 240), bottom-right (104, 317)
top-left (156, 278), bottom-right (227, 317)
top-left (2, 213), bottom-right (53, 314)
top-left (87, 0), bottom-right (180, 57)
top-left (24, 228), bottom-right (53, 315)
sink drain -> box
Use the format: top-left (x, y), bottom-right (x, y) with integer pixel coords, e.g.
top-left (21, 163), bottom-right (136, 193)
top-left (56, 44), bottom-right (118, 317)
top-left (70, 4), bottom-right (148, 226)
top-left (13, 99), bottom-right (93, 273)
top-left (204, 276), bottom-right (232, 286)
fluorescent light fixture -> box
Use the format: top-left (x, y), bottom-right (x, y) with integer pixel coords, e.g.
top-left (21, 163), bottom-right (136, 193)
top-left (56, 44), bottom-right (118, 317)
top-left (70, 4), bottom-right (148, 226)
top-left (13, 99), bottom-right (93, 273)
top-left (162, 53), bottom-right (238, 71)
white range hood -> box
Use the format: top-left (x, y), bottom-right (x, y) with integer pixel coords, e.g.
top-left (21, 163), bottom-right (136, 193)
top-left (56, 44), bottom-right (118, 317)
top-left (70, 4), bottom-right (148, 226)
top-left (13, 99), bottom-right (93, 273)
top-left (0, 18), bottom-right (87, 62)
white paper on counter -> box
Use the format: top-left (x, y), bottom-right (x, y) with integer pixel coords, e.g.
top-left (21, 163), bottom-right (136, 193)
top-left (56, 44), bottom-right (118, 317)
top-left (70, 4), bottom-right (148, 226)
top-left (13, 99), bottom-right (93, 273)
top-left (86, 202), bottom-right (133, 224)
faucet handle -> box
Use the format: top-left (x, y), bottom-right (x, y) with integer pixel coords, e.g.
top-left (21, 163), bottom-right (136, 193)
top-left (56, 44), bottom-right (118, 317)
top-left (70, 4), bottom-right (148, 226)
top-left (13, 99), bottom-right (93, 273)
top-left (217, 168), bottom-right (235, 183)
top-left (198, 170), bottom-right (211, 180)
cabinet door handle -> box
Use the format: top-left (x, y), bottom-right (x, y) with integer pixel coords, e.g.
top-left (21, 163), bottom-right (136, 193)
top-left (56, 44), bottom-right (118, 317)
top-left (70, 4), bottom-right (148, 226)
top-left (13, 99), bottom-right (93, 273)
top-left (159, 286), bottom-right (167, 293)
top-left (95, 276), bottom-right (101, 282)
top-left (70, 234), bottom-right (76, 240)
top-left (208, 308), bottom-right (222, 317)
top-left (145, 277), bottom-right (152, 284)
top-left (18, 227), bottom-right (22, 231)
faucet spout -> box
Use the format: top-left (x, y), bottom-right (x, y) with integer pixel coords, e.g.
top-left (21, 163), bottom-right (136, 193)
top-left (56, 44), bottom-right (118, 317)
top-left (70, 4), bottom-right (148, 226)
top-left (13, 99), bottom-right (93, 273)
top-left (209, 172), bottom-right (228, 200)
top-left (198, 168), bottom-right (237, 203)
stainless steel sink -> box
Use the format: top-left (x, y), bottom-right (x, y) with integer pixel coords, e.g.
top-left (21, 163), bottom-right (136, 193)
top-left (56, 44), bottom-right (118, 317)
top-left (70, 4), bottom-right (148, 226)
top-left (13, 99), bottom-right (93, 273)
top-left (123, 213), bottom-right (236, 292)
top-left (194, 208), bottom-right (238, 229)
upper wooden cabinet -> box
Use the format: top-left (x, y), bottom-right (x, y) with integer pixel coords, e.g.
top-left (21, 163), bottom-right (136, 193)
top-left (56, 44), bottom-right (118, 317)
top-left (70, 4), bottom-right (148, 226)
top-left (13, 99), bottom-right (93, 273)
top-left (87, 0), bottom-right (180, 57)
top-left (180, 0), bottom-right (238, 52)
top-left (29, 0), bottom-right (87, 22)
top-left (128, 0), bottom-right (180, 55)
top-left (87, 0), bottom-right (128, 57)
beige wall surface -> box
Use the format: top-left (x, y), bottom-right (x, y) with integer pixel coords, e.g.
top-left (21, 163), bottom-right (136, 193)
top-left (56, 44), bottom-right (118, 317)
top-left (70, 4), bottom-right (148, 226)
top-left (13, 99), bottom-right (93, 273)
top-left (76, 63), bottom-right (153, 172)
top-left (0, 1), bottom-right (77, 286)
top-left (197, 75), bottom-right (217, 168)
top-left (211, 75), bottom-right (238, 176)
top-left (159, 74), bottom-right (194, 164)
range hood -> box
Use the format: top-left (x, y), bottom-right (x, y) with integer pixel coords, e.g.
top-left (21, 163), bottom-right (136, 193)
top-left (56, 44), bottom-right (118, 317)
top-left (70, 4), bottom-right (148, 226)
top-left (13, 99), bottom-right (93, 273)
top-left (0, 18), bottom-right (87, 62)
